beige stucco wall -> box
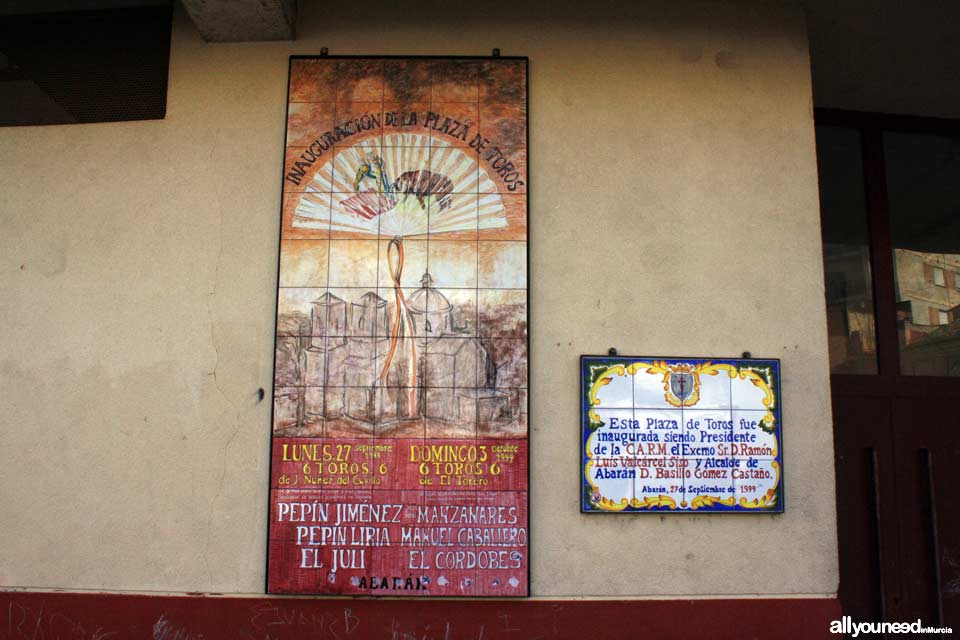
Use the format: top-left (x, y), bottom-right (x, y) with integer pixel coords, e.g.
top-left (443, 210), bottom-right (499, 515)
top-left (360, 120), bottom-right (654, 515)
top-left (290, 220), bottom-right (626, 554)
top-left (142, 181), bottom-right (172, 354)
top-left (0, 0), bottom-right (837, 597)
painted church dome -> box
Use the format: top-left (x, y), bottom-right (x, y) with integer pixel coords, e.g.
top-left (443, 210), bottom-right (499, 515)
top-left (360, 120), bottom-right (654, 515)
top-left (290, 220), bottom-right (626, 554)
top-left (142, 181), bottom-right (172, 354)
top-left (408, 272), bottom-right (452, 337)
top-left (408, 272), bottom-right (451, 314)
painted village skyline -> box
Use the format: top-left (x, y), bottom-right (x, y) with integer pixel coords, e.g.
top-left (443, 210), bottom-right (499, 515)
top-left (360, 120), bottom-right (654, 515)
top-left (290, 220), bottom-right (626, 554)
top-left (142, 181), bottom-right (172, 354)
top-left (274, 269), bottom-right (528, 438)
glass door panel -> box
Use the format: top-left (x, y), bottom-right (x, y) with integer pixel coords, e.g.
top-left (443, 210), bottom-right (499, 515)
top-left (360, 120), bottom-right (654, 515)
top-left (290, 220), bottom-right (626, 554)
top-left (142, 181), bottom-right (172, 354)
top-left (885, 131), bottom-right (960, 376)
top-left (816, 125), bottom-right (879, 374)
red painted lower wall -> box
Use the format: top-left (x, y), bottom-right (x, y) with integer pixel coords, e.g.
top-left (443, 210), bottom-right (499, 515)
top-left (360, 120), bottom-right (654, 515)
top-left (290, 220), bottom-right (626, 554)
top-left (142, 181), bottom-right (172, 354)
top-left (0, 592), bottom-right (841, 640)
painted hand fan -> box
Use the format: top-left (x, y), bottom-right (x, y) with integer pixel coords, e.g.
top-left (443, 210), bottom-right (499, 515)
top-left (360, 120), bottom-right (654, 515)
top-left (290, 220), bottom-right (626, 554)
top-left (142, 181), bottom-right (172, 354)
top-left (291, 133), bottom-right (508, 237)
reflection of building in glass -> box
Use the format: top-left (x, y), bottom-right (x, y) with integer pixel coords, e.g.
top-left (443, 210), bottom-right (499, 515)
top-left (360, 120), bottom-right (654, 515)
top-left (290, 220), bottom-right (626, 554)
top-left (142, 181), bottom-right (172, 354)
top-left (823, 246), bottom-right (960, 375)
top-left (895, 249), bottom-right (960, 375)
top-left (274, 272), bottom-right (518, 433)
top-left (823, 244), bottom-right (877, 373)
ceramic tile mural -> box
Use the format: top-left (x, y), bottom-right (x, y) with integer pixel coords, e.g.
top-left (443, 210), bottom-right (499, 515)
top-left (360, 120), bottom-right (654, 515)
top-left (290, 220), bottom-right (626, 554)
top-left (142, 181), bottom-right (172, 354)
top-left (581, 356), bottom-right (783, 513)
top-left (268, 57), bottom-right (529, 595)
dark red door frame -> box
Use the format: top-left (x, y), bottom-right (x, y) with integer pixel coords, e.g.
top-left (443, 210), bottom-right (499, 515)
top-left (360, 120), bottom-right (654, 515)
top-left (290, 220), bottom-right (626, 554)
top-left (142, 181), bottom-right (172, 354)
top-left (816, 108), bottom-right (959, 628)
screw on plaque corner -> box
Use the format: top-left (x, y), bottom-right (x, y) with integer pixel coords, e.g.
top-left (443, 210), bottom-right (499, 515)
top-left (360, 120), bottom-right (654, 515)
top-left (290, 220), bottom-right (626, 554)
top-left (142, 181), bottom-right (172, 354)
top-left (608, 347), bottom-right (618, 356)
top-left (742, 351), bottom-right (752, 359)
top-left (320, 47), bottom-right (329, 56)
top-left (492, 48), bottom-right (501, 57)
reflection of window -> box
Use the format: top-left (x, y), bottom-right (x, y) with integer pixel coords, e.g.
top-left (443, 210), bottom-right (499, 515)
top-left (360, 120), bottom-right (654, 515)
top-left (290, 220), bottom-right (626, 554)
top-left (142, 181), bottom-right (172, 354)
top-left (933, 267), bottom-right (945, 286)
top-left (939, 310), bottom-right (949, 325)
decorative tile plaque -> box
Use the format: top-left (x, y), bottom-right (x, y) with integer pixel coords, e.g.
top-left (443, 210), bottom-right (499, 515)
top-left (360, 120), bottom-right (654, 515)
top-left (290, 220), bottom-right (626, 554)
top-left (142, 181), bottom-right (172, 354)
top-left (268, 56), bottom-right (529, 595)
top-left (581, 356), bottom-right (783, 513)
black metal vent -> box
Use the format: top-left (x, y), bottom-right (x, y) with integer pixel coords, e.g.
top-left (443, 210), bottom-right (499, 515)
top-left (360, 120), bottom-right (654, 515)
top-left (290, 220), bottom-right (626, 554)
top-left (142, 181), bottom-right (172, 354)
top-left (0, 3), bottom-right (171, 126)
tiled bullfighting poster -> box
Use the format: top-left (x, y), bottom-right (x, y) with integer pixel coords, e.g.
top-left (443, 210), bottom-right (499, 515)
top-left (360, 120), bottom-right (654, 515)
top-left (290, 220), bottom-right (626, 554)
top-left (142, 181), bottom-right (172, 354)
top-left (582, 356), bottom-right (783, 513)
top-left (268, 56), bottom-right (529, 596)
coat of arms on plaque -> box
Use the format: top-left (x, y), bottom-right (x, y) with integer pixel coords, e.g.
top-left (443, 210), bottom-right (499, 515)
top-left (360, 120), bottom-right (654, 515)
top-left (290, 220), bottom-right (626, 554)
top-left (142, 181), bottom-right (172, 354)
top-left (663, 364), bottom-right (700, 407)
